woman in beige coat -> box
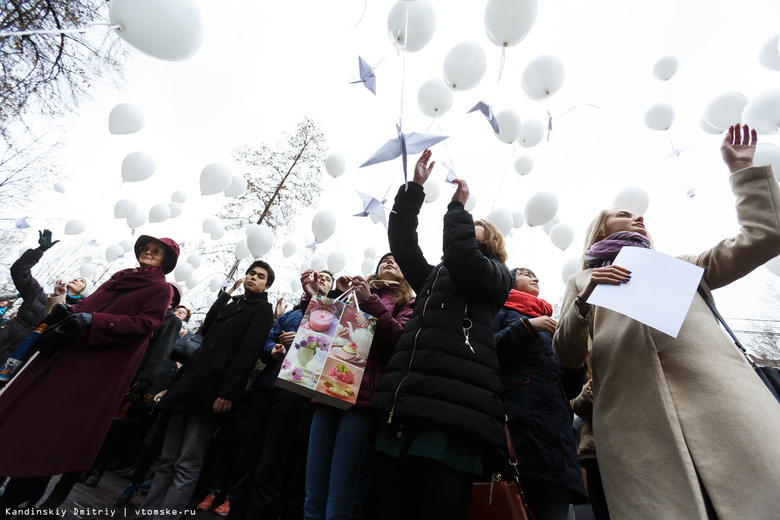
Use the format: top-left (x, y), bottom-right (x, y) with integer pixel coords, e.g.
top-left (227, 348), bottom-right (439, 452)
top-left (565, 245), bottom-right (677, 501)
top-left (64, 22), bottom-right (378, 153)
top-left (553, 124), bottom-right (780, 519)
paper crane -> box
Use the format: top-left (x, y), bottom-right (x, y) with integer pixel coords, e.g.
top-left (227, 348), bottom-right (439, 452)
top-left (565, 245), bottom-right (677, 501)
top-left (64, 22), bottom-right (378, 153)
top-left (468, 101), bottom-right (500, 134)
top-left (360, 123), bottom-right (448, 185)
top-left (349, 56), bottom-right (377, 95)
top-left (354, 191), bottom-right (392, 228)
top-left (14, 218), bottom-right (29, 230)
top-left (441, 162), bottom-right (458, 185)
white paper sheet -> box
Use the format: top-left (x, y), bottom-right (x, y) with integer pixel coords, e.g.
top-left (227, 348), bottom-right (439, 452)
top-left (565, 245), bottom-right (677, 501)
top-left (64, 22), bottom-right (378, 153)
top-left (587, 247), bottom-right (704, 337)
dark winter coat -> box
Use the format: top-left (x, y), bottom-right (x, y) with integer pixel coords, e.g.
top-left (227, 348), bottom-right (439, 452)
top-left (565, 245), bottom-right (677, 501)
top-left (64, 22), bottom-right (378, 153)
top-left (158, 290), bottom-right (273, 415)
top-left (493, 306), bottom-right (587, 500)
top-left (253, 303), bottom-right (304, 390)
top-left (371, 182), bottom-right (512, 466)
top-left (134, 308), bottom-right (182, 385)
top-left (0, 267), bottom-right (171, 477)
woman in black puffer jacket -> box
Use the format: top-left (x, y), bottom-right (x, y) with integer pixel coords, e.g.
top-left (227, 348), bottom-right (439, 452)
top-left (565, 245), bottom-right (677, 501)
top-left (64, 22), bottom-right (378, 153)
top-left (370, 149), bottom-right (512, 520)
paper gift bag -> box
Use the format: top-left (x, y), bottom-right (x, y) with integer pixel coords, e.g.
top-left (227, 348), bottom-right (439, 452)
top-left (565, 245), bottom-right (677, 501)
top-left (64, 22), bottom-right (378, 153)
top-left (275, 292), bottom-right (376, 410)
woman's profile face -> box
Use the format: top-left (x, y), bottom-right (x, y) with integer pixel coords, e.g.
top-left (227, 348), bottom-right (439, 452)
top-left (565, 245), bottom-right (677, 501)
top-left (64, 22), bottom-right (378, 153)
top-left (514, 270), bottom-right (540, 296)
top-left (378, 255), bottom-right (402, 281)
top-left (475, 221), bottom-right (487, 244)
top-left (603, 209), bottom-right (647, 237)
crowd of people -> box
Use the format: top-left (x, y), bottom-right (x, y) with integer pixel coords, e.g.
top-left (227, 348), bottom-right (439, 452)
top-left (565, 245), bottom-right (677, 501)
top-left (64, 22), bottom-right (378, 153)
top-left (0, 124), bottom-right (777, 520)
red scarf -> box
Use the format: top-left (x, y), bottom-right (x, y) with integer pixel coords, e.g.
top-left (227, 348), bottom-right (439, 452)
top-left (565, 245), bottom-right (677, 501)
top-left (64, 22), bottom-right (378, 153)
top-left (503, 289), bottom-right (552, 317)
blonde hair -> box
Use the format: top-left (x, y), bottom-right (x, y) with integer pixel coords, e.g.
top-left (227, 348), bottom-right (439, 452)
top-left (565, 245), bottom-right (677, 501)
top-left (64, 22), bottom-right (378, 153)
top-left (365, 274), bottom-right (414, 306)
top-left (475, 220), bottom-right (508, 264)
top-left (579, 210), bottom-right (653, 270)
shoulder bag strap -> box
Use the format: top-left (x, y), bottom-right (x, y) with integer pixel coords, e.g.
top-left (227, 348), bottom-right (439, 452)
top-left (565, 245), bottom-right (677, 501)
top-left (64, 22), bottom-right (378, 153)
top-left (696, 285), bottom-right (755, 367)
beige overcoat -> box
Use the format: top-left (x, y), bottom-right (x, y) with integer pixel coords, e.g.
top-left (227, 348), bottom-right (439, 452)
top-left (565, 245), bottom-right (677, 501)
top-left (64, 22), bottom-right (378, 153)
top-left (553, 164), bottom-right (780, 519)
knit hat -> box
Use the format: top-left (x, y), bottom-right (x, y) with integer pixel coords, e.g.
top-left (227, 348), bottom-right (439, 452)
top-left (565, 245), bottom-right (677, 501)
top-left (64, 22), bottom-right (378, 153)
top-left (134, 235), bottom-right (180, 274)
top-left (375, 252), bottom-right (393, 275)
top-left (169, 282), bottom-right (183, 308)
top-left (77, 277), bottom-right (94, 297)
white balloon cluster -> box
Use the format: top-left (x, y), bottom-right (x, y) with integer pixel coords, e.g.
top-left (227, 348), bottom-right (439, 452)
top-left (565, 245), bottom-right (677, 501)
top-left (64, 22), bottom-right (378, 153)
top-left (200, 163), bottom-right (232, 195)
top-left (175, 254), bottom-right (202, 289)
top-left (203, 217), bottom-right (226, 241)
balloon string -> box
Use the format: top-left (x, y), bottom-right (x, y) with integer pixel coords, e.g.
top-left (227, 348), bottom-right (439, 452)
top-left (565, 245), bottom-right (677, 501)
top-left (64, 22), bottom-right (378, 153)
top-left (398, 2), bottom-right (409, 129)
top-left (494, 47), bottom-right (506, 106)
top-left (350, 0), bottom-right (368, 28)
top-left (546, 103), bottom-right (603, 141)
top-left (0, 23), bottom-right (120, 38)
top-left (490, 146), bottom-right (517, 211)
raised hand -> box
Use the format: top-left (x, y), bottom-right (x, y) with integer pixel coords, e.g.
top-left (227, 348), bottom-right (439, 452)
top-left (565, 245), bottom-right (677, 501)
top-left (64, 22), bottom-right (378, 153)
top-left (412, 149), bottom-right (436, 185)
top-left (451, 178), bottom-right (470, 206)
top-left (37, 229), bottom-right (59, 251)
top-left (721, 124), bottom-right (757, 173)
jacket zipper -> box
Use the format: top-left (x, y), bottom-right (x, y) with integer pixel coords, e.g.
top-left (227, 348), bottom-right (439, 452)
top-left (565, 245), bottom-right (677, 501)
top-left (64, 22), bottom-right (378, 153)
top-left (387, 266), bottom-right (443, 424)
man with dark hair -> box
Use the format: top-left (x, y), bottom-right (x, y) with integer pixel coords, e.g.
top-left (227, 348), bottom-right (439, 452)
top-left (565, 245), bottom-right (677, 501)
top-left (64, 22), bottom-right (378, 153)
top-left (135, 261), bottom-right (275, 520)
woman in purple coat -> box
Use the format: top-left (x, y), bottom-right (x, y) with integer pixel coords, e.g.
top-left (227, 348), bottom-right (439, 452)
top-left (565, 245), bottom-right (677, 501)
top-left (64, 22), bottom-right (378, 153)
top-left (0, 235), bottom-right (178, 512)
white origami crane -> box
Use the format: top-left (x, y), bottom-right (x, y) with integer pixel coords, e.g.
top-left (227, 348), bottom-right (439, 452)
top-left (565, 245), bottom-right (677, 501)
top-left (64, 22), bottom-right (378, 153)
top-left (468, 101), bottom-right (499, 134)
top-left (349, 56), bottom-right (377, 95)
top-left (354, 191), bottom-right (391, 228)
top-left (441, 162), bottom-right (458, 185)
top-left (360, 123), bottom-right (449, 185)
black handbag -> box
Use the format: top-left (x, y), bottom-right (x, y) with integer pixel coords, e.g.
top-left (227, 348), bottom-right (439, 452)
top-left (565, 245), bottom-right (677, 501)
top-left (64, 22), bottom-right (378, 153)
top-left (170, 332), bottom-right (203, 363)
top-left (697, 286), bottom-right (780, 403)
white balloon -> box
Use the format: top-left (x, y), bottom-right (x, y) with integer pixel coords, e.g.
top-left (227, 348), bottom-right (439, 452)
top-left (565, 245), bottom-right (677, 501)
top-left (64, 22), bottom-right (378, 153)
top-left (699, 116), bottom-right (723, 135)
top-left (79, 263), bottom-right (96, 278)
top-left (168, 202), bottom-right (184, 218)
top-left (18, 246), bottom-right (34, 257)
top-left (484, 0), bottom-right (538, 48)
top-left (245, 223), bottom-right (261, 236)
top-left (704, 92), bottom-right (748, 130)
top-left (311, 210), bottom-right (337, 242)
top-left (108, 103), bottom-right (145, 134)
top-left (417, 78), bottom-right (454, 118)
top-left (120, 239), bottom-right (134, 252)
top-left (561, 257), bottom-right (579, 285)
top-left (652, 56), bottom-right (679, 81)
top-left (109, 0), bottom-right (204, 61)
top-left (121, 151), bottom-right (156, 182)
top-left (443, 41), bottom-right (487, 91)
top-left (171, 191), bottom-right (187, 203)
top-left (514, 156), bottom-right (534, 175)
top-left (512, 210), bottom-right (525, 228)
top-left (224, 175), bottom-right (247, 197)
top-left (310, 255), bottom-right (327, 272)
top-left (127, 210), bottom-right (146, 229)
top-left (542, 216), bottom-right (560, 235)
top-left (364, 247), bottom-right (376, 259)
top-left (742, 89), bottom-right (780, 134)
top-left (210, 226), bottom-right (226, 241)
top-left (644, 102), bottom-right (675, 131)
top-left (290, 278), bottom-right (302, 293)
top-left (114, 198), bottom-right (137, 219)
top-left (758, 34), bottom-right (780, 71)
top-left (64, 219), bottom-right (86, 235)
top-left (53, 182), bottom-right (66, 194)
top-left (187, 254), bottom-right (201, 269)
top-left (766, 254), bottom-right (780, 276)
top-left (753, 143), bottom-right (780, 180)
top-left (247, 226), bottom-right (274, 257)
top-left (612, 187), bottom-right (650, 215)
top-left (148, 204), bottom-right (171, 223)
top-left (174, 262), bottom-right (194, 282)
top-left (105, 244), bottom-right (124, 262)
top-left (280, 240), bottom-right (297, 258)
top-left (299, 261), bottom-right (311, 274)
top-left (486, 208), bottom-right (513, 236)
top-left (464, 195), bottom-right (477, 212)
top-left (324, 154), bottom-right (346, 178)
top-left (202, 218), bottom-right (220, 234)
top-left (524, 191), bottom-right (558, 226)
top-left (185, 275), bottom-right (199, 290)
top-left (517, 119), bottom-right (544, 148)
top-left (327, 251), bottom-right (346, 273)
top-left (200, 163), bottom-right (232, 195)
top-left (423, 181), bottom-right (440, 203)
top-left (387, 0), bottom-right (436, 53)
top-left (549, 223), bottom-right (574, 250)
top-left (209, 276), bottom-right (224, 292)
top-left (522, 55), bottom-right (565, 100)
top-left (361, 258), bottom-right (375, 276)
top-left (369, 213), bottom-right (381, 224)
top-left (495, 109), bottom-right (522, 143)
top-left (235, 239), bottom-right (251, 260)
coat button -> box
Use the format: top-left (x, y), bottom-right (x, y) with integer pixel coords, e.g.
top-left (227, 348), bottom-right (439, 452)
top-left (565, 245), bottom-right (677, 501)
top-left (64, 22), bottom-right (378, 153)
top-left (108, 323), bottom-right (115, 329)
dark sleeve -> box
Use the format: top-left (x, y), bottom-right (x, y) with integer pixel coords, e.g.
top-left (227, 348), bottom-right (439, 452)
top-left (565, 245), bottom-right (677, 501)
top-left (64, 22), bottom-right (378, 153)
top-left (360, 295), bottom-right (412, 354)
top-left (493, 309), bottom-right (536, 360)
top-left (10, 248), bottom-right (46, 325)
top-left (261, 311), bottom-right (288, 364)
top-left (217, 303), bottom-right (274, 401)
top-left (200, 292), bottom-right (231, 336)
top-left (387, 182), bottom-right (435, 294)
top-left (88, 285), bottom-right (172, 348)
top-left (560, 363), bottom-right (588, 403)
top-left (137, 313), bottom-right (183, 383)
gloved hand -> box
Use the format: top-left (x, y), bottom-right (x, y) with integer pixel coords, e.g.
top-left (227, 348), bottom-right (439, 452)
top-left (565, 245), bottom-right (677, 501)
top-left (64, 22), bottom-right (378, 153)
top-left (48, 302), bottom-right (72, 323)
top-left (58, 313), bottom-right (92, 335)
top-left (37, 229), bottom-right (59, 251)
top-left (128, 378), bottom-right (152, 397)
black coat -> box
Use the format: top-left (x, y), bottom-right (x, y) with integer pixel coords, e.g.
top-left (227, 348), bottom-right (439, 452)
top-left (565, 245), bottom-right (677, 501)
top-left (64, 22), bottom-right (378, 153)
top-left (159, 290), bottom-right (273, 415)
top-left (0, 248), bottom-right (46, 362)
top-left (135, 308), bottom-right (182, 385)
top-left (493, 307), bottom-right (587, 500)
top-left (371, 182), bottom-right (512, 466)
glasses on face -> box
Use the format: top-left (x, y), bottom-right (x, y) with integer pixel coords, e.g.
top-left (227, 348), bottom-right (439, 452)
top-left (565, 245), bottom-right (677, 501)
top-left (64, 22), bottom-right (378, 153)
top-left (141, 245), bottom-right (165, 256)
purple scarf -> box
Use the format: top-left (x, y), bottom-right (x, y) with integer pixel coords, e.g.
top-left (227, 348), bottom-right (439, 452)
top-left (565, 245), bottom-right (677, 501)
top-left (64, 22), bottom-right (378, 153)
top-left (585, 231), bottom-right (651, 268)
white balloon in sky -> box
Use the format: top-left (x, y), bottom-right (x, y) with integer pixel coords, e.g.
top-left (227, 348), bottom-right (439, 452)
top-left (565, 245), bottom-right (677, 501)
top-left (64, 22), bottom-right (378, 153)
top-left (758, 34), bottom-right (780, 71)
top-left (109, 0), bottom-right (204, 61)
top-left (168, 202), bottom-right (183, 218)
top-left (517, 119), bottom-right (544, 148)
top-left (387, 0), bottom-right (436, 53)
top-left (612, 187), bottom-right (650, 215)
top-left (324, 154), bottom-right (346, 178)
top-left (549, 223), bottom-right (574, 250)
top-left (114, 199), bottom-right (137, 219)
top-left (290, 278), bottom-right (302, 293)
top-left (312, 211), bottom-right (337, 242)
top-left (202, 218), bottom-right (220, 234)
top-left (765, 254), bottom-right (780, 277)
top-left (369, 213), bottom-right (381, 224)
top-left (108, 103), bottom-right (145, 134)
top-left (79, 263), bottom-right (96, 278)
top-left (704, 92), bottom-right (748, 130)
top-left (424, 181), bottom-right (440, 203)
top-left (200, 163), bottom-right (232, 195)
top-left (282, 240), bottom-right (297, 258)
top-left (443, 41), bottom-right (487, 91)
top-left (171, 191), bottom-right (187, 203)
top-left (187, 254), bottom-right (201, 269)
top-left (209, 276), bottom-right (224, 292)
top-left (64, 219), bottom-right (86, 235)
top-left (495, 109), bottom-right (522, 144)
top-left (53, 182), bottom-right (66, 194)
top-left (699, 116), bottom-right (723, 135)
top-left (327, 251), bottom-right (346, 274)
top-left (299, 260), bottom-right (311, 275)
top-left (644, 103), bottom-right (675, 131)
top-left (246, 226), bottom-right (274, 257)
top-left (119, 239), bottom-right (134, 252)
top-left (561, 257), bottom-right (579, 285)
top-left (235, 239), bottom-right (251, 260)
top-left (185, 275), bottom-right (199, 290)
top-left (514, 156), bottom-right (534, 175)
top-left (121, 151), bottom-right (156, 182)
top-left (464, 195), bottom-right (477, 212)
top-left (753, 143), bottom-right (780, 180)
top-left (174, 262), bottom-right (194, 282)
top-left (210, 226), bottom-right (226, 241)
top-left (361, 258), bottom-right (375, 276)
top-left (741, 89), bottom-right (780, 134)
top-left (542, 216), bottom-right (560, 235)
top-left (522, 55), bottom-right (565, 100)
top-left (364, 247), bottom-right (376, 259)
top-left (417, 78), bottom-right (454, 118)
top-left (127, 210), bottom-right (146, 229)
top-left (224, 175), bottom-right (247, 197)
top-left (105, 244), bottom-right (124, 262)
top-left (484, 0), bottom-right (538, 48)
top-left (310, 255), bottom-right (327, 273)
top-left (486, 208), bottom-right (513, 236)
top-left (512, 210), bottom-right (525, 228)
top-left (652, 55), bottom-right (679, 81)
top-left (524, 191), bottom-right (558, 227)
top-left (148, 204), bottom-right (171, 223)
